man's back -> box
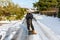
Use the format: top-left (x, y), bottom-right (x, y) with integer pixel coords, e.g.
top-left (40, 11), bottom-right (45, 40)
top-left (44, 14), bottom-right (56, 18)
top-left (26, 13), bottom-right (33, 20)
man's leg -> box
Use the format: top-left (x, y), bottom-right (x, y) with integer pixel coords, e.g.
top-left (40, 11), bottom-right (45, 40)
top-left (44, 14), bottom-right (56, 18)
top-left (28, 19), bottom-right (33, 30)
top-left (31, 21), bottom-right (37, 34)
top-left (27, 20), bottom-right (30, 31)
top-left (27, 23), bottom-right (30, 31)
top-left (27, 25), bottom-right (30, 31)
top-left (31, 23), bottom-right (34, 30)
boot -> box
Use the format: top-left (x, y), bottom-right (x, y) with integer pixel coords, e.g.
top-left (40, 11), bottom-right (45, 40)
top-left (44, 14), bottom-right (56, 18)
top-left (32, 30), bottom-right (37, 34)
top-left (28, 30), bottom-right (32, 32)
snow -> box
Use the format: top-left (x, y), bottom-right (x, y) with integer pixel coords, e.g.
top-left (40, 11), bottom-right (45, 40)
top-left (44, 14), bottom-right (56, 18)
top-left (0, 14), bottom-right (60, 40)
top-left (36, 14), bottom-right (60, 35)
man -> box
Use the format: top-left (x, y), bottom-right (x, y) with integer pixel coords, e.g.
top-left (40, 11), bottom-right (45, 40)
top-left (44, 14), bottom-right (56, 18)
top-left (25, 11), bottom-right (37, 34)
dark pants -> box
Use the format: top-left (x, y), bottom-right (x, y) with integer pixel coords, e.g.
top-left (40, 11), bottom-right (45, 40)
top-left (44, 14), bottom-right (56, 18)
top-left (26, 19), bottom-right (34, 31)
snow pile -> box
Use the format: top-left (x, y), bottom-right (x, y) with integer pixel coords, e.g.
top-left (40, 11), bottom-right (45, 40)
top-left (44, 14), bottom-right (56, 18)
top-left (0, 20), bottom-right (22, 40)
top-left (33, 14), bottom-right (60, 40)
top-left (36, 21), bottom-right (60, 40)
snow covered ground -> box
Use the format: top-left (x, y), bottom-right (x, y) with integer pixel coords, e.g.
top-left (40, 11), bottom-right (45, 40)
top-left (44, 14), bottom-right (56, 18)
top-left (0, 14), bottom-right (60, 40)
top-left (40, 15), bottom-right (60, 35)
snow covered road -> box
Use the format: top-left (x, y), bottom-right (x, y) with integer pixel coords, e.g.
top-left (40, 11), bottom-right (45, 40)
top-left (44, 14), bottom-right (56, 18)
top-left (0, 14), bottom-right (60, 40)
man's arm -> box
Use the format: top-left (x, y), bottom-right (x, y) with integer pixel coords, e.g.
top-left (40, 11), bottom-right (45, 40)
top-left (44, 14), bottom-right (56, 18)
top-left (32, 14), bottom-right (37, 21)
top-left (22, 18), bottom-right (26, 24)
top-left (22, 14), bottom-right (27, 24)
top-left (33, 17), bottom-right (37, 21)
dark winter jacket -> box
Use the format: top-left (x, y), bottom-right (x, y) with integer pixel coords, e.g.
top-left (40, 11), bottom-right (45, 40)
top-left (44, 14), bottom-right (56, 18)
top-left (26, 13), bottom-right (33, 20)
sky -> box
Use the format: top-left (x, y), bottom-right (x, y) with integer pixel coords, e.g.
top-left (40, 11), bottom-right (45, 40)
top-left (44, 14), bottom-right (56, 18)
top-left (12, 0), bottom-right (38, 8)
